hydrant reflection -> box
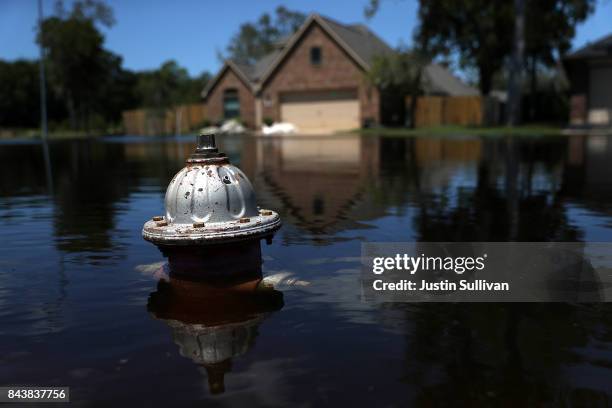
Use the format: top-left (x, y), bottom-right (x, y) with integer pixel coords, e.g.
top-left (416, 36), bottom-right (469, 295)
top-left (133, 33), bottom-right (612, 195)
top-left (147, 259), bottom-right (283, 395)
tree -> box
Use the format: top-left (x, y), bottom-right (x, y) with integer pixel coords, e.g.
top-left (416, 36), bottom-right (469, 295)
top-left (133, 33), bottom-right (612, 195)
top-left (365, 0), bottom-right (514, 96)
top-left (224, 6), bottom-right (306, 65)
top-left (523, 0), bottom-right (594, 120)
top-left (508, 0), bottom-right (594, 124)
top-left (134, 61), bottom-right (210, 109)
top-left (414, 0), bottom-right (515, 96)
top-left (0, 59), bottom-right (67, 128)
top-left (366, 49), bottom-right (429, 128)
top-left (95, 52), bottom-right (140, 125)
top-left (366, 0), bottom-right (595, 124)
top-left (37, 0), bottom-right (115, 129)
top-left (0, 60), bottom-right (41, 127)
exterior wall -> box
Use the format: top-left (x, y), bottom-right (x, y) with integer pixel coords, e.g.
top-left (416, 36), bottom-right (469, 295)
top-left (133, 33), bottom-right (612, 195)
top-left (566, 60), bottom-right (590, 125)
top-left (570, 94), bottom-right (587, 125)
top-left (255, 97), bottom-right (263, 128)
top-left (588, 63), bottom-right (612, 125)
top-left (260, 23), bottom-right (380, 126)
top-left (565, 57), bottom-right (612, 126)
top-left (204, 67), bottom-right (255, 128)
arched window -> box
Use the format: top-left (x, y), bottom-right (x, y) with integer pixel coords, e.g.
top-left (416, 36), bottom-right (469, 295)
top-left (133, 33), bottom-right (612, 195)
top-left (223, 89), bottom-right (240, 119)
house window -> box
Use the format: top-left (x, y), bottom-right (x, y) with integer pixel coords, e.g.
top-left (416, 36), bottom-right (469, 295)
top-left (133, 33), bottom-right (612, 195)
top-left (310, 47), bottom-right (322, 65)
top-left (223, 89), bottom-right (240, 119)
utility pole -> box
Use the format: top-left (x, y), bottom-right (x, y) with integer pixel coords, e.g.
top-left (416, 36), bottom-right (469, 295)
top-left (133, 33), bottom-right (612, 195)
top-left (38, 0), bottom-right (53, 195)
top-left (507, 0), bottom-right (525, 126)
top-left (38, 0), bottom-right (48, 142)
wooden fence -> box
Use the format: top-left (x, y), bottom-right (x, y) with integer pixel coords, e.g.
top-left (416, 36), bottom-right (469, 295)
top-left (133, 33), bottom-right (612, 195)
top-left (122, 103), bottom-right (206, 135)
top-left (407, 96), bottom-right (501, 127)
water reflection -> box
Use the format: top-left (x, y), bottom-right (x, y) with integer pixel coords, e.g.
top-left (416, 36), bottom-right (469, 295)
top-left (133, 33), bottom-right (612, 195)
top-left (3, 134), bottom-right (612, 245)
top-left (2, 133), bottom-right (612, 404)
top-left (237, 135), bottom-right (592, 242)
top-left (400, 303), bottom-right (612, 405)
top-left (147, 257), bottom-right (283, 395)
top-left (241, 136), bottom-right (381, 237)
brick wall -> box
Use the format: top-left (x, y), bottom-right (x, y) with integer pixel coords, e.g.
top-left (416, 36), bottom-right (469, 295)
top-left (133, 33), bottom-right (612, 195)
top-left (204, 67), bottom-right (255, 128)
top-left (569, 94), bottom-right (587, 125)
top-left (260, 23), bottom-right (380, 125)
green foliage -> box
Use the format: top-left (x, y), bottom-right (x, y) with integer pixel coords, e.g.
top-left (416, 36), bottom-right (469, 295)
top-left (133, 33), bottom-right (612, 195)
top-left (0, 60), bottom-right (41, 127)
top-left (367, 49), bottom-right (428, 94)
top-left (366, 49), bottom-right (429, 128)
top-left (0, 59), bottom-right (68, 128)
top-left (366, 0), bottom-right (594, 97)
top-left (135, 61), bottom-right (210, 109)
top-left (53, 0), bottom-right (115, 27)
top-left (0, 0), bottom-right (211, 131)
top-left (525, 0), bottom-right (595, 65)
top-left (196, 119), bottom-right (212, 128)
top-left (415, 0), bottom-right (515, 95)
top-left (37, 0), bottom-right (120, 129)
top-left (263, 117), bottom-right (274, 126)
top-left (224, 6), bottom-right (306, 65)
top-left (356, 124), bottom-right (563, 137)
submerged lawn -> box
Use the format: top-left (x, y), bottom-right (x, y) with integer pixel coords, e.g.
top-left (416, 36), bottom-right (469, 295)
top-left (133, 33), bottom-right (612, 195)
top-left (355, 124), bottom-right (565, 137)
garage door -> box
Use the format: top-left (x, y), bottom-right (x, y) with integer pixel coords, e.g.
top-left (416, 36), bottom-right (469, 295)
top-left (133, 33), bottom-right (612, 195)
top-left (280, 90), bottom-right (359, 134)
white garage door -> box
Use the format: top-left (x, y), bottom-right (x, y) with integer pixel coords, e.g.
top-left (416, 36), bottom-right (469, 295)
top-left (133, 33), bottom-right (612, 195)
top-left (280, 90), bottom-right (360, 134)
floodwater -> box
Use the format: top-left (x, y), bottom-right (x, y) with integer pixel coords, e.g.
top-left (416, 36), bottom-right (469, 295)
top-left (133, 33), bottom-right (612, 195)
top-left (1, 133), bottom-right (612, 406)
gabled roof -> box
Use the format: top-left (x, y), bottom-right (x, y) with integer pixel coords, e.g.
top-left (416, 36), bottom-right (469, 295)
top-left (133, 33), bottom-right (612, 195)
top-left (202, 13), bottom-right (477, 98)
top-left (318, 16), bottom-right (394, 66)
top-left (254, 14), bottom-right (393, 89)
top-left (564, 33), bottom-right (612, 60)
top-left (201, 60), bottom-right (255, 99)
top-left (422, 64), bottom-right (479, 96)
top-left (251, 49), bottom-right (283, 82)
top-left (202, 13), bottom-right (393, 98)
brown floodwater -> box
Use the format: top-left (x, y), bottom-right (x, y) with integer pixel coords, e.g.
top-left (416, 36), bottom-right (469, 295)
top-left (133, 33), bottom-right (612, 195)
top-left (1, 133), bottom-right (612, 406)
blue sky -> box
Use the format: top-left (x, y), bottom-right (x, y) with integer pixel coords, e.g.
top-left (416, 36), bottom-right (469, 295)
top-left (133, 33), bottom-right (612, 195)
top-left (1, 0), bottom-right (611, 77)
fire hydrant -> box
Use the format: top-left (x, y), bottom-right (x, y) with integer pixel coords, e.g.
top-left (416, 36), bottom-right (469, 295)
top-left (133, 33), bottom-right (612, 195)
top-left (142, 128), bottom-right (281, 278)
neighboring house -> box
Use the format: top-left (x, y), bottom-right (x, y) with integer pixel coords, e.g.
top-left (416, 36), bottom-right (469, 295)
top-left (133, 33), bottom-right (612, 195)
top-left (421, 64), bottom-right (479, 97)
top-left (202, 13), bottom-right (477, 133)
top-left (563, 33), bottom-right (612, 127)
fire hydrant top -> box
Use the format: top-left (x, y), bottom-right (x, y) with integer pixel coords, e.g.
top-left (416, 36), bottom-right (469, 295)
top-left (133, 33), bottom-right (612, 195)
top-left (142, 128), bottom-right (281, 245)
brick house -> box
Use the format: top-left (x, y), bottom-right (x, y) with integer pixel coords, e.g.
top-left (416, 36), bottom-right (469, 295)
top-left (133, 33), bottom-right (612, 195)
top-left (564, 33), bottom-right (612, 127)
top-left (202, 13), bottom-right (476, 133)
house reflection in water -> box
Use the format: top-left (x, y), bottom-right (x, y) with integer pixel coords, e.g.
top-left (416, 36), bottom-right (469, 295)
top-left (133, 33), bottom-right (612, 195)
top-left (238, 135), bottom-right (485, 240)
top-left (564, 134), bottom-right (612, 213)
top-left (233, 133), bottom-right (596, 243)
top-left (239, 136), bottom-right (381, 237)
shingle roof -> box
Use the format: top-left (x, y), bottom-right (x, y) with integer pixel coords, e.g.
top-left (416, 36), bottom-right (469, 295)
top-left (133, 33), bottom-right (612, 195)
top-left (227, 15), bottom-right (394, 87)
top-left (231, 62), bottom-right (254, 81)
top-left (318, 16), bottom-right (394, 66)
top-left (229, 49), bottom-right (283, 83)
top-left (250, 49), bottom-right (283, 81)
top-left (422, 64), bottom-right (479, 96)
top-left (202, 13), bottom-right (477, 98)
top-left (565, 33), bottom-right (612, 60)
